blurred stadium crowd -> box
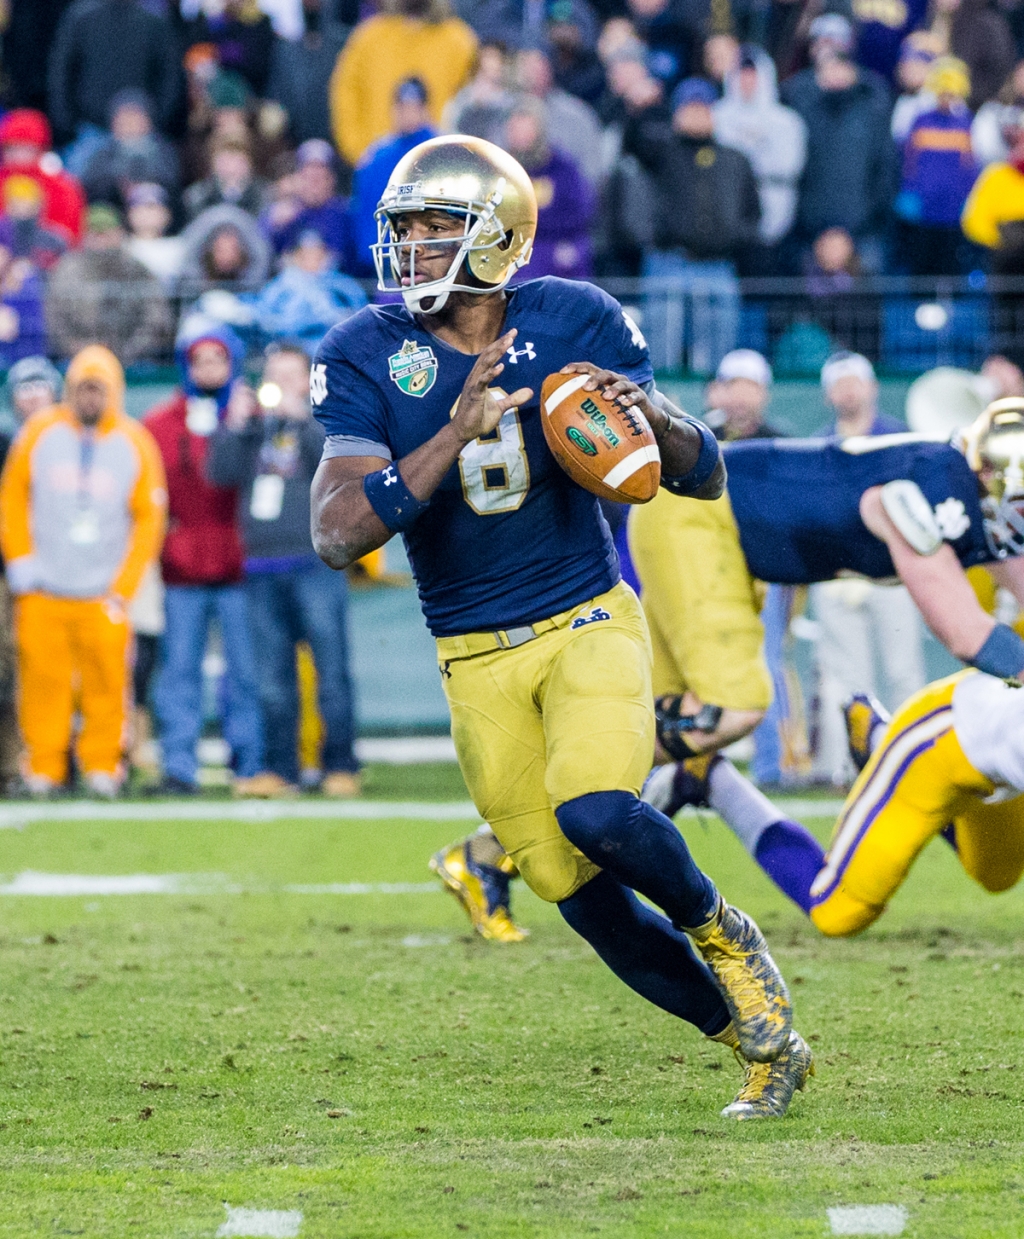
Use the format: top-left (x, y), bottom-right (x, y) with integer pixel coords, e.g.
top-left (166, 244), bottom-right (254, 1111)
top-left (1, 0), bottom-right (1024, 799)
top-left (3, 0), bottom-right (1024, 369)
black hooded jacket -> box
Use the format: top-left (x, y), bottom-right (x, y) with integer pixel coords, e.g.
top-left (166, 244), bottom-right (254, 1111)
top-left (624, 112), bottom-right (761, 259)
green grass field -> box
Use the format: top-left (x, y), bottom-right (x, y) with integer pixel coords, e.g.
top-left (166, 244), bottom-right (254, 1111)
top-left (1, 765), bottom-right (1022, 1238)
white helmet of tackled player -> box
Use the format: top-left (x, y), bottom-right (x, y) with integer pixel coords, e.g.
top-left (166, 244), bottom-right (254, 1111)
top-left (372, 134), bottom-right (538, 315)
top-left (959, 397), bottom-right (1024, 557)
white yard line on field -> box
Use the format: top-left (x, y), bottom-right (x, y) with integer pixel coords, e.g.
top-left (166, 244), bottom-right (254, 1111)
top-left (827, 1204), bottom-right (909, 1236)
top-left (0, 871), bottom-right (440, 897)
top-left (216, 1206), bottom-right (302, 1238)
top-left (0, 797), bottom-right (844, 831)
top-left (0, 800), bottom-right (484, 828)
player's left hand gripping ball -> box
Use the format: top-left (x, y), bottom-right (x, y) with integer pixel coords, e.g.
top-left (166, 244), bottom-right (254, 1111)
top-left (540, 366), bottom-right (661, 503)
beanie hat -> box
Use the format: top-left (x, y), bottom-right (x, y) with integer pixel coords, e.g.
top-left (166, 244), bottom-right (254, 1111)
top-left (0, 109), bottom-right (51, 151)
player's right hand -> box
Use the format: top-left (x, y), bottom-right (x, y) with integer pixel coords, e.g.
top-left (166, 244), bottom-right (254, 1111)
top-left (452, 329), bottom-right (533, 444)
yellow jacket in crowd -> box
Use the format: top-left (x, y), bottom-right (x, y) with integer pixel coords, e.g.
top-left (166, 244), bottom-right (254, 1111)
top-left (961, 161), bottom-right (1024, 249)
top-left (0, 344), bottom-right (167, 603)
top-left (329, 10), bottom-right (477, 166)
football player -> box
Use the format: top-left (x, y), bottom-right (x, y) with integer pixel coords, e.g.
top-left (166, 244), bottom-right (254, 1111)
top-left (681, 669), bottom-right (1024, 938)
top-left (644, 391), bottom-right (1021, 807)
top-left (310, 135), bottom-right (812, 1119)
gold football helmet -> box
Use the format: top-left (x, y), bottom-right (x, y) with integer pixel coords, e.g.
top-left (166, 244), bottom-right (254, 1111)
top-left (372, 134), bottom-right (537, 314)
top-left (960, 397), bottom-right (1024, 557)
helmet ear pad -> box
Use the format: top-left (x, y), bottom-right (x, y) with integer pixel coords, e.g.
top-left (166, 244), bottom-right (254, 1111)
top-left (466, 225), bottom-right (520, 285)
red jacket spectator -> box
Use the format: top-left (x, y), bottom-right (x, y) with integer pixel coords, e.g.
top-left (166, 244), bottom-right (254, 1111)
top-left (143, 322), bottom-right (247, 586)
top-left (0, 111), bottom-right (85, 245)
top-left (144, 392), bottom-right (246, 586)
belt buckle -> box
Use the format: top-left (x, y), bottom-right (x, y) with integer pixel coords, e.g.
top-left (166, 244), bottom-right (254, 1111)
top-left (499, 625), bottom-right (537, 649)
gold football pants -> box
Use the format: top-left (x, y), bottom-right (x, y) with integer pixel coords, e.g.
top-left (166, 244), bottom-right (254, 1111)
top-left (810, 673), bottom-right (1024, 936)
top-left (436, 581), bottom-right (655, 904)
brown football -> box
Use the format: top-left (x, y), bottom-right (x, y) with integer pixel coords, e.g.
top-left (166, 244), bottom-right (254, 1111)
top-left (540, 372), bottom-right (661, 503)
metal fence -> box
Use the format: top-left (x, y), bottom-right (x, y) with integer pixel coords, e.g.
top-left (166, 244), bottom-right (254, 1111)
top-left (19, 274), bottom-right (1024, 378)
top-left (598, 275), bottom-right (1024, 377)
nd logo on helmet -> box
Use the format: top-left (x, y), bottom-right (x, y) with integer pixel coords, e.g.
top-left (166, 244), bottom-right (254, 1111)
top-left (388, 339), bottom-right (438, 398)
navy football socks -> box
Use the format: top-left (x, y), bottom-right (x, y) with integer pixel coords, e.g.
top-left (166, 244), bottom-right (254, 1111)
top-left (556, 790), bottom-right (719, 928)
top-left (558, 870), bottom-right (731, 1036)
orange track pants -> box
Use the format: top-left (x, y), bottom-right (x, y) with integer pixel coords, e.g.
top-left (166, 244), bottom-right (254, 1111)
top-left (14, 593), bottom-right (132, 782)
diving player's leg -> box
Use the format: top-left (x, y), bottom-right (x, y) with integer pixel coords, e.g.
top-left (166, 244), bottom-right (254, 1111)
top-left (699, 676), bottom-right (993, 935)
top-left (543, 586), bottom-right (793, 1062)
top-left (634, 491), bottom-right (771, 740)
top-left (810, 677), bottom-right (984, 934)
top-left (949, 795), bottom-right (1024, 893)
top-left (943, 671), bottom-right (1024, 893)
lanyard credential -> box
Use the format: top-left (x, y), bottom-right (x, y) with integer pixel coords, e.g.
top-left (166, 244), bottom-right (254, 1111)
top-left (69, 430), bottom-right (100, 546)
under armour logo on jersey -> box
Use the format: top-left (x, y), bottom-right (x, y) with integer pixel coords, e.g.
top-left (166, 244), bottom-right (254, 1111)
top-left (383, 466), bottom-right (398, 486)
top-left (571, 606), bottom-right (612, 629)
top-left (310, 363), bottom-right (328, 406)
top-left (934, 497), bottom-right (970, 540)
top-left (506, 342), bottom-right (536, 363)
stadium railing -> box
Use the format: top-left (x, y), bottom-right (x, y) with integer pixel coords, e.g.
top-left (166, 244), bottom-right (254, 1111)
top-left (19, 275), bottom-right (1024, 380)
top-left (597, 275), bottom-right (1024, 377)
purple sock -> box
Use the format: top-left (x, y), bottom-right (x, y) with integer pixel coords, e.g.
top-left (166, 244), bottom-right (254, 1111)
top-left (753, 820), bottom-right (825, 915)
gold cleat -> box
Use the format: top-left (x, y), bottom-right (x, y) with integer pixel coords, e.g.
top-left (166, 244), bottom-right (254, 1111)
top-left (843, 693), bottom-right (890, 773)
top-left (429, 839), bottom-right (529, 943)
top-left (688, 898), bottom-right (792, 1062)
top-left (721, 1031), bottom-right (814, 1120)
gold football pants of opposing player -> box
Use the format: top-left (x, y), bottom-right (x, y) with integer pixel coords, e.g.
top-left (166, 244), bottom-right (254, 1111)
top-left (435, 580), bottom-right (655, 905)
top-left (810, 673), bottom-right (1024, 936)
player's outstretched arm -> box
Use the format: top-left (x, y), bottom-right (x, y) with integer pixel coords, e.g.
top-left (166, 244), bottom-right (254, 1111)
top-left (860, 485), bottom-right (1021, 671)
top-left (312, 330), bottom-right (532, 570)
top-left (559, 363), bottom-right (725, 500)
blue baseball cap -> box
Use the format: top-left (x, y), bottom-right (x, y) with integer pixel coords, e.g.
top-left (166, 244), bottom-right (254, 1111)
top-left (671, 77), bottom-right (718, 111)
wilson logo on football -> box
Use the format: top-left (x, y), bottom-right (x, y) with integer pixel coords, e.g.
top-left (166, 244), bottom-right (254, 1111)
top-left (566, 426), bottom-right (598, 456)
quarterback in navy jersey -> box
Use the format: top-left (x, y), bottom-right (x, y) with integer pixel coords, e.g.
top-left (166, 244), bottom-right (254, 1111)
top-left (313, 275), bottom-right (647, 637)
top-left (310, 134), bottom-right (812, 1119)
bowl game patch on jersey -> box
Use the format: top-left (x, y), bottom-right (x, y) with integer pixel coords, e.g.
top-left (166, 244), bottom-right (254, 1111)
top-left (388, 340), bottom-right (438, 397)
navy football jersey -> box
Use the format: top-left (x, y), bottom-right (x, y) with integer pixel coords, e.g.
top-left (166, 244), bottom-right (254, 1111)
top-left (312, 277), bottom-right (653, 636)
top-left (723, 434), bottom-right (992, 584)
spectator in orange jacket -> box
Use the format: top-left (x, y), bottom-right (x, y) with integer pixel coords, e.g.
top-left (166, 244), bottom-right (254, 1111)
top-left (0, 110), bottom-right (86, 245)
top-left (0, 345), bottom-right (167, 797)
